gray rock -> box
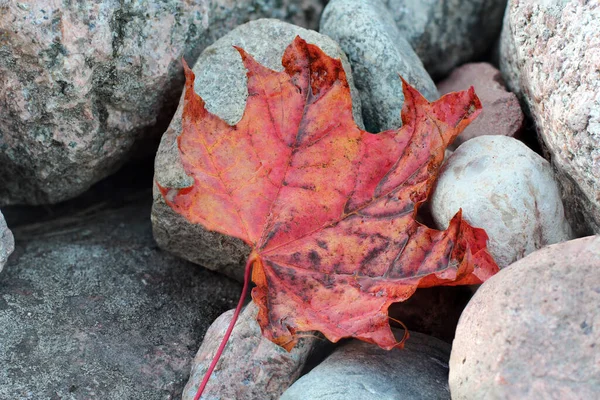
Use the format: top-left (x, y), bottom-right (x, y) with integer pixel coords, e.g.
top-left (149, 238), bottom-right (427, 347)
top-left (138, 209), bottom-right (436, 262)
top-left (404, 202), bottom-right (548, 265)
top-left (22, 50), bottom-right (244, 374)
top-left (320, 0), bottom-right (438, 132)
top-left (0, 0), bottom-right (325, 206)
top-left (500, 0), bottom-right (600, 235)
top-left (152, 19), bottom-right (363, 282)
top-left (0, 210), bottom-right (14, 273)
top-left (281, 331), bottom-right (451, 400)
top-left (431, 136), bottom-right (573, 269)
top-left (0, 193), bottom-right (241, 399)
top-left (183, 302), bottom-right (317, 400)
top-left (386, 0), bottom-right (507, 78)
top-left (450, 236), bottom-right (600, 399)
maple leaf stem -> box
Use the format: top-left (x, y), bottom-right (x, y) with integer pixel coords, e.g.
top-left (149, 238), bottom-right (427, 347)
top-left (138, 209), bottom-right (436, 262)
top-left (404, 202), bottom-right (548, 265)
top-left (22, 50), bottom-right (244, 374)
top-left (193, 257), bottom-right (254, 400)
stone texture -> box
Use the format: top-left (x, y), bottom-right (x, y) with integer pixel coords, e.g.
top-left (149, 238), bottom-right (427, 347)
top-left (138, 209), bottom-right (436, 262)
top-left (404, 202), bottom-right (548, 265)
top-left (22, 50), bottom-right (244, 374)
top-left (152, 19), bottom-right (363, 281)
top-left (0, 0), bottom-right (325, 206)
top-left (386, 0), bottom-right (507, 78)
top-left (437, 63), bottom-right (524, 150)
top-left (0, 189), bottom-right (241, 399)
top-left (450, 236), bottom-right (600, 399)
top-left (281, 331), bottom-right (451, 400)
top-left (500, 0), bottom-right (600, 235)
top-left (0, 210), bottom-right (14, 273)
top-left (431, 136), bottom-right (573, 269)
top-left (320, 0), bottom-right (438, 132)
top-left (183, 302), bottom-right (317, 400)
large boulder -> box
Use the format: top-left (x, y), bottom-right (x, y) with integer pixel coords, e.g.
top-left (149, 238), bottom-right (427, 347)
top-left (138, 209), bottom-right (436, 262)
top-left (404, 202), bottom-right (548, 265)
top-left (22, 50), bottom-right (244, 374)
top-left (386, 0), bottom-right (507, 78)
top-left (152, 19), bottom-right (363, 281)
top-left (0, 0), bottom-right (324, 205)
top-left (320, 0), bottom-right (438, 132)
top-left (281, 331), bottom-right (452, 400)
top-left (450, 236), bottom-right (600, 399)
top-left (431, 136), bottom-right (573, 269)
top-left (500, 0), bottom-right (600, 235)
top-left (0, 192), bottom-right (241, 398)
top-left (0, 210), bottom-right (14, 272)
top-left (183, 302), bottom-right (317, 400)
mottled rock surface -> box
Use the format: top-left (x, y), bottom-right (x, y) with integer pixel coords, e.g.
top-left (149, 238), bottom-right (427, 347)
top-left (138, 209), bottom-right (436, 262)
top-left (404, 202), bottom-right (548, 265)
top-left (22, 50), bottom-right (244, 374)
top-left (437, 63), bottom-right (524, 150)
top-left (152, 19), bottom-right (362, 281)
top-left (431, 136), bottom-right (573, 269)
top-left (0, 0), bottom-right (325, 206)
top-left (450, 236), bottom-right (600, 399)
top-left (0, 210), bottom-right (14, 273)
top-left (320, 0), bottom-right (438, 132)
top-left (183, 302), bottom-right (317, 400)
top-left (281, 331), bottom-right (451, 400)
top-left (0, 187), bottom-right (240, 399)
top-left (386, 0), bottom-right (507, 78)
top-left (500, 0), bottom-right (600, 235)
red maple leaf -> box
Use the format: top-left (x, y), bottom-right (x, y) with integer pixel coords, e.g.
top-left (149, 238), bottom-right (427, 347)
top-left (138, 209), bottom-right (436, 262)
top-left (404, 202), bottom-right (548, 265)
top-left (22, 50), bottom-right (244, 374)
top-left (159, 36), bottom-right (499, 398)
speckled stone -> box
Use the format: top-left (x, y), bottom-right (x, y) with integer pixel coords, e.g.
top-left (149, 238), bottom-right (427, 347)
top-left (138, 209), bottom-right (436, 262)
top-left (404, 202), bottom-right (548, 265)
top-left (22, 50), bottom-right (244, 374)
top-left (183, 302), bottom-right (317, 400)
top-left (385, 0), bottom-right (507, 78)
top-left (500, 0), bottom-right (600, 235)
top-left (281, 331), bottom-right (451, 400)
top-left (152, 19), bottom-right (363, 281)
top-left (450, 236), bottom-right (600, 399)
top-left (431, 136), bottom-right (573, 269)
top-left (0, 210), bottom-right (14, 273)
top-left (320, 0), bottom-right (438, 133)
top-left (0, 0), bottom-right (324, 205)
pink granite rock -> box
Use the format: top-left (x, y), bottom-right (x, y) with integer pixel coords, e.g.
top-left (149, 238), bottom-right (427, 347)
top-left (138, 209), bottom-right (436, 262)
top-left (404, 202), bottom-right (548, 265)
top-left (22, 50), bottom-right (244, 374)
top-left (182, 302), bottom-right (317, 400)
top-left (0, 0), bottom-right (324, 205)
top-left (449, 236), bottom-right (600, 399)
top-left (437, 62), bottom-right (524, 150)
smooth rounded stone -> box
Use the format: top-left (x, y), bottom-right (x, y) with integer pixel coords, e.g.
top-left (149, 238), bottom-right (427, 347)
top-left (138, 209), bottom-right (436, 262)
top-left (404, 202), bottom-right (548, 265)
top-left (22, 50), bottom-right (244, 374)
top-left (0, 0), bottom-right (324, 206)
top-left (183, 302), bottom-right (317, 400)
top-left (450, 236), bottom-right (600, 399)
top-left (431, 136), bottom-right (573, 269)
top-left (0, 194), bottom-right (241, 399)
top-left (320, 0), bottom-right (438, 132)
top-left (500, 0), bottom-right (600, 235)
top-left (386, 0), bottom-right (507, 78)
top-left (152, 19), bottom-right (363, 281)
top-left (0, 210), bottom-right (14, 273)
top-left (281, 331), bottom-right (451, 400)
top-left (437, 63), bottom-right (524, 150)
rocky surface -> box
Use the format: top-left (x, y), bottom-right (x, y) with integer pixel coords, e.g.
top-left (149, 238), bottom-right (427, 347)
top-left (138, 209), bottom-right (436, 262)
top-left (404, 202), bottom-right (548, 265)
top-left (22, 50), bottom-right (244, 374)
top-left (450, 236), bottom-right (600, 399)
top-left (0, 210), bottom-right (14, 273)
top-left (500, 0), bottom-right (600, 235)
top-left (386, 0), bottom-right (507, 78)
top-left (183, 302), bottom-right (317, 400)
top-left (281, 331), bottom-right (451, 400)
top-left (0, 0), bottom-right (325, 206)
top-left (152, 19), bottom-right (363, 282)
top-left (320, 0), bottom-right (438, 132)
top-left (437, 63), bottom-right (524, 150)
top-left (431, 136), bottom-right (573, 269)
top-left (0, 186), bottom-right (241, 399)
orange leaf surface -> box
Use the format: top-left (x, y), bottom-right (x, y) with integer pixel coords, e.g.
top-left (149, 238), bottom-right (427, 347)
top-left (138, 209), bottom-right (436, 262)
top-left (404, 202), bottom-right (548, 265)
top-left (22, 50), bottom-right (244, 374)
top-left (160, 37), bottom-right (499, 351)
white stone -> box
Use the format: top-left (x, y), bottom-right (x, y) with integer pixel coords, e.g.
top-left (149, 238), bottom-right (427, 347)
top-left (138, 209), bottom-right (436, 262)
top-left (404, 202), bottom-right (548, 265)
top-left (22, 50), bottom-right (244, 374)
top-left (431, 136), bottom-right (573, 269)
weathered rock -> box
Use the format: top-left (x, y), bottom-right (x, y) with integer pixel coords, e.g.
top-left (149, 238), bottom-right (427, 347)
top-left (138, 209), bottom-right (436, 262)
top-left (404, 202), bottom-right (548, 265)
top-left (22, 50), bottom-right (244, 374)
top-left (0, 0), bottom-right (325, 206)
top-left (152, 19), bottom-right (363, 281)
top-left (183, 302), bottom-right (317, 400)
top-left (431, 136), bottom-right (573, 269)
top-left (450, 236), bottom-right (600, 399)
top-left (320, 0), bottom-right (438, 132)
top-left (0, 210), bottom-right (14, 273)
top-left (500, 0), bottom-right (600, 235)
top-left (386, 0), bottom-right (507, 78)
top-left (437, 63), bottom-right (524, 150)
top-left (281, 331), bottom-right (451, 400)
top-left (0, 192), bottom-right (241, 399)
